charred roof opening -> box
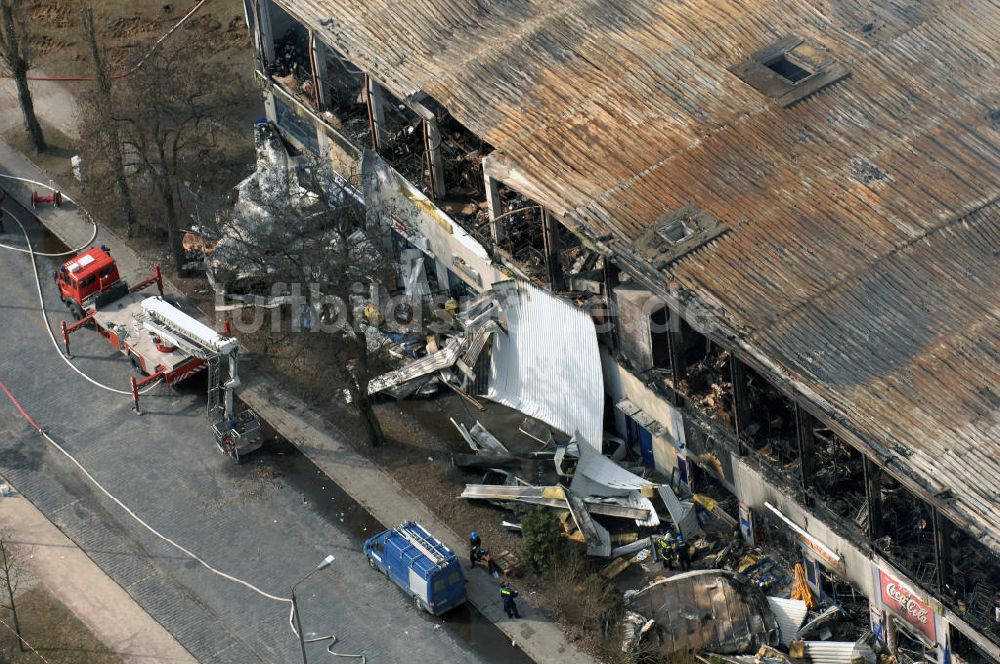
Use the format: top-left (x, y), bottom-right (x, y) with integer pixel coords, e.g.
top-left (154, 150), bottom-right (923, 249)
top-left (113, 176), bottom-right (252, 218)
top-left (657, 219), bottom-right (693, 245)
top-left (634, 206), bottom-right (729, 271)
top-left (730, 36), bottom-right (850, 107)
top-left (764, 53), bottom-right (812, 83)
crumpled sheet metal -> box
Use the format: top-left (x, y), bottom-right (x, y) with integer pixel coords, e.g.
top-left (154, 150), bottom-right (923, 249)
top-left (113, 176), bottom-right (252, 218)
top-left (626, 570), bottom-right (779, 656)
top-left (765, 596), bottom-right (808, 647)
top-left (368, 337), bottom-right (463, 394)
top-left (565, 489), bottom-right (611, 557)
top-left (570, 447), bottom-right (652, 497)
top-left (484, 280), bottom-right (603, 451)
top-left (451, 418), bottom-right (509, 454)
top-left (657, 485), bottom-right (704, 540)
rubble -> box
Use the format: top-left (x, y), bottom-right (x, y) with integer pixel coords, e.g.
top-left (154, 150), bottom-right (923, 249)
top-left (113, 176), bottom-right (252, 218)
top-left (623, 570), bottom-right (780, 655)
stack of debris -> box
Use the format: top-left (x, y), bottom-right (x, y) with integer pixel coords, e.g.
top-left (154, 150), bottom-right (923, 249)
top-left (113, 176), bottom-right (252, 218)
top-left (622, 570), bottom-right (877, 663)
top-left (455, 417), bottom-right (704, 558)
top-left (367, 289), bottom-right (505, 400)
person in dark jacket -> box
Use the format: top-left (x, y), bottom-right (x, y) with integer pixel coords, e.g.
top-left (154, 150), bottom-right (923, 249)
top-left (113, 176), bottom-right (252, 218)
top-left (500, 581), bottom-right (521, 619)
top-left (469, 531), bottom-right (483, 567)
top-left (675, 533), bottom-right (691, 570)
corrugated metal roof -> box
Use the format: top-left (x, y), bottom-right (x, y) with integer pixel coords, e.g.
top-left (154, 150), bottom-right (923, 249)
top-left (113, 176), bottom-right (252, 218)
top-left (765, 596), bottom-right (809, 646)
top-left (283, 0), bottom-right (1000, 551)
top-left (485, 280), bottom-right (604, 449)
top-left (802, 640), bottom-right (876, 664)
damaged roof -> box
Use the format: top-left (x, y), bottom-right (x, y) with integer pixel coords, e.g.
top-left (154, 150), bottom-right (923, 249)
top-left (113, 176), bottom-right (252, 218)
top-left (283, 0), bottom-right (1000, 550)
top-left (627, 571), bottom-right (779, 655)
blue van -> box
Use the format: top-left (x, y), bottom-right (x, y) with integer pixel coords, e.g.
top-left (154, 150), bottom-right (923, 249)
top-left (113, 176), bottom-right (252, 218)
top-left (363, 521), bottom-right (466, 615)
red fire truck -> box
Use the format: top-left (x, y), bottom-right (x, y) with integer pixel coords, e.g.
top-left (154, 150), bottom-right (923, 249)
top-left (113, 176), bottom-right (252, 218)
top-left (56, 246), bottom-right (261, 459)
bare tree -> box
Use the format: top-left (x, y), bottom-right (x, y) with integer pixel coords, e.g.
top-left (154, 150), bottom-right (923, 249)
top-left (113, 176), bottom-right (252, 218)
top-left (209, 134), bottom-right (392, 446)
top-left (118, 43), bottom-right (246, 270)
top-left (79, 4), bottom-right (137, 238)
top-left (0, 537), bottom-right (24, 652)
top-left (76, 39), bottom-right (247, 268)
top-left (0, 0), bottom-right (45, 153)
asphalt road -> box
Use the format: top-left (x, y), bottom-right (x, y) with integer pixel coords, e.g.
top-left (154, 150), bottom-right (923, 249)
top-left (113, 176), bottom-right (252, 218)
top-left (0, 197), bottom-right (530, 663)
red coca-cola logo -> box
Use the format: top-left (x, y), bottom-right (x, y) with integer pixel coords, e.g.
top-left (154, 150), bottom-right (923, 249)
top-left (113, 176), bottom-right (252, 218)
top-left (879, 570), bottom-right (936, 642)
top-left (885, 583), bottom-right (929, 623)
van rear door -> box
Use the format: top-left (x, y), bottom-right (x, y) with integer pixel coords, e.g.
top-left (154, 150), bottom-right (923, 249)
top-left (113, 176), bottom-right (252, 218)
top-left (408, 567), bottom-right (428, 603)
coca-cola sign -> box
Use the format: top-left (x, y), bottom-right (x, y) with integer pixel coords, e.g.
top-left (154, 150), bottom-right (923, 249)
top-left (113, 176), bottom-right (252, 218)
top-left (879, 570), bottom-right (936, 642)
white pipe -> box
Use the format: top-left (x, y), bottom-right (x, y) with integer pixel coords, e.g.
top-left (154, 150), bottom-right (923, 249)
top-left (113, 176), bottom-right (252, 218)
top-left (764, 501), bottom-right (841, 562)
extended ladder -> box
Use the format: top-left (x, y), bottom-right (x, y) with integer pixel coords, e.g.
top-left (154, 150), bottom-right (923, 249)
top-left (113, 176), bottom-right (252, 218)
top-left (207, 356), bottom-right (221, 417)
top-left (399, 523), bottom-right (449, 566)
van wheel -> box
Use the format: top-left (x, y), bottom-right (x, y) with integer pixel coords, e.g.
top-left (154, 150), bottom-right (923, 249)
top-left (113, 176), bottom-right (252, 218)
top-left (367, 557), bottom-right (378, 571)
top-left (414, 596), bottom-right (425, 612)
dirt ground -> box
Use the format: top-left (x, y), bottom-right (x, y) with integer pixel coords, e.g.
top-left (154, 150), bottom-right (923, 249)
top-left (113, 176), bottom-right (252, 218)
top-left (0, 587), bottom-right (124, 664)
top-left (24, 0), bottom-right (251, 74)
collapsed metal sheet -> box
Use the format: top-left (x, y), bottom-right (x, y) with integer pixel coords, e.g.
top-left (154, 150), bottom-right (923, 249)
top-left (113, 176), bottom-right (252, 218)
top-left (565, 489), bottom-right (611, 557)
top-left (571, 447), bottom-right (652, 497)
top-left (484, 280), bottom-right (603, 451)
top-left (800, 641), bottom-right (876, 664)
top-left (658, 485), bottom-right (704, 540)
top-left (626, 570), bottom-right (779, 656)
top-left (765, 597), bottom-right (808, 647)
top-left (368, 337), bottom-right (463, 394)
top-left (459, 484), bottom-right (650, 521)
top-left (612, 536), bottom-right (652, 558)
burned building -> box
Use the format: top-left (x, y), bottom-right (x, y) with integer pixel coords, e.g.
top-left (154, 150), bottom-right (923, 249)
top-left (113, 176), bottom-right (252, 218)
top-left (240, 1), bottom-right (1000, 662)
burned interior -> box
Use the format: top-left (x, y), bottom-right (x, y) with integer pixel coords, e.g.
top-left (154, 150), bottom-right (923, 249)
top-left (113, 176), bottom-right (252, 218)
top-left (806, 428), bottom-right (868, 534)
top-left (240, 1), bottom-right (1000, 661)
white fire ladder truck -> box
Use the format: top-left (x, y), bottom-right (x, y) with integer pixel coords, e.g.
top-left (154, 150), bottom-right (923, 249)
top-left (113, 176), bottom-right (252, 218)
top-left (137, 297), bottom-right (262, 460)
top-left (57, 247), bottom-right (261, 460)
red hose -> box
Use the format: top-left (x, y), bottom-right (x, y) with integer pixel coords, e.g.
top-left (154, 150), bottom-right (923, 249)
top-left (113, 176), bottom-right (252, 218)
top-left (0, 379), bottom-right (44, 434)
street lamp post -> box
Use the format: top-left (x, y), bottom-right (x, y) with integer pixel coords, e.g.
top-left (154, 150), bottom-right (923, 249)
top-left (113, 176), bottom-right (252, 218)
top-left (291, 554), bottom-right (335, 664)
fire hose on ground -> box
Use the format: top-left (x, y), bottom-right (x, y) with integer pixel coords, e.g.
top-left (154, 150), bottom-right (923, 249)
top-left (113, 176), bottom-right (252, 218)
top-left (0, 175), bottom-right (365, 661)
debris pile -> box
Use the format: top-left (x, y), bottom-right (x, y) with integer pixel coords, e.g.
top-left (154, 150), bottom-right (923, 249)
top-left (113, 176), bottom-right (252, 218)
top-left (444, 409), bottom-right (880, 662)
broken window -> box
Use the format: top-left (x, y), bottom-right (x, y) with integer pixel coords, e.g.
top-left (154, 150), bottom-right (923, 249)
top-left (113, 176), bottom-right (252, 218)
top-left (808, 429), bottom-right (868, 534)
top-left (733, 364), bottom-right (799, 471)
top-left (729, 36), bottom-right (850, 107)
top-left (314, 42), bottom-right (369, 149)
top-left (264, 2), bottom-right (311, 89)
top-left (951, 625), bottom-right (997, 663)
top-left (943, 523), bottom-right (1000, 644)
top-left (675, 322), bottom-right (735, 431)
top-left (416, 95), bottom-right (492, 201)
top-left (274, 97), bottom-right (319, 154)
top-left (372, 86), bottom-right (426, 186)
top-left (688, 460), bottom-right (739, 523)
top-left (875, 477), bottom-right (937, 585)
top-left (650, 306), bottom-right (671, 371)
top-left (475, 186), bottom-right (580, 292)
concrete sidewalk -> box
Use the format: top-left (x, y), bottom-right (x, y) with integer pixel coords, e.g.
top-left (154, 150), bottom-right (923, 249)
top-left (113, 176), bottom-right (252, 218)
top-left (0, 139), bottom-right (599, 664)
top-left (0, 481), bottom-right (197, 664)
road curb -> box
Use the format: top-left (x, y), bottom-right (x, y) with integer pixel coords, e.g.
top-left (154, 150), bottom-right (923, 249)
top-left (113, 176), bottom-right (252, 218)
top-left (0, 138), bottom-right (599, 664)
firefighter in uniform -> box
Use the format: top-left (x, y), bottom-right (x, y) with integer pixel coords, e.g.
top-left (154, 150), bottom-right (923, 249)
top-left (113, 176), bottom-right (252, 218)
top-left (656, 534), bottom-right (675, 570)
top-left (500, 581), bottom-right (521, 619)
